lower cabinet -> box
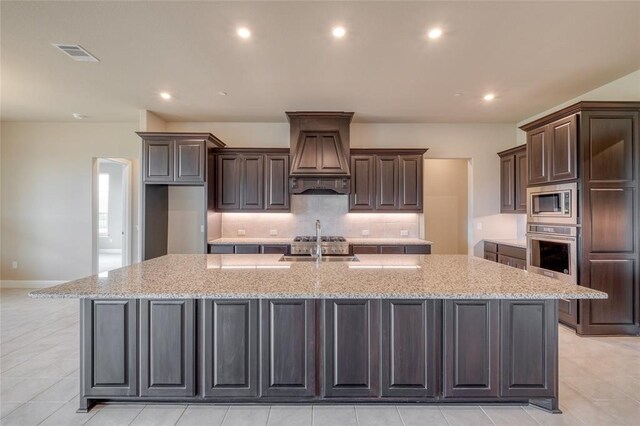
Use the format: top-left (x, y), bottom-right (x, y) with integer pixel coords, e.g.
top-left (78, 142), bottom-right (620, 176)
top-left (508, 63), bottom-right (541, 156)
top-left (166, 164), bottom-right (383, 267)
top-left (443, 300), bottom-right (499, 397)
top-left (323, 299), bottom-right (380, 397)
top-left (81, 299), bottom-right (138, 397)
top-left (381, 300), bottom-right (438, 397)
top-left (261, 300), bottom-right (316, 397)
top-left (201, 299), bottom-right (259, 397)
top-left (140, 300), bottom-right (195, 397)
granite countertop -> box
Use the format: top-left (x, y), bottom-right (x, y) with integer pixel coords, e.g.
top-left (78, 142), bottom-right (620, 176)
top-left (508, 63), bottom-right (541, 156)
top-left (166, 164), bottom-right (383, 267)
top-left (484, 238), bottom-right (527, 249)
top-left (30, 254), bottom-right (606, 300)
top-left (209, 237), bottom-right (433, 245)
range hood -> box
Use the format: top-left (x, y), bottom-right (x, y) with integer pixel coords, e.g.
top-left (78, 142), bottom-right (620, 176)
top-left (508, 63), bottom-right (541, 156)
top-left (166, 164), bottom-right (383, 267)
top-left (286, 111), bottom-right (354, 194)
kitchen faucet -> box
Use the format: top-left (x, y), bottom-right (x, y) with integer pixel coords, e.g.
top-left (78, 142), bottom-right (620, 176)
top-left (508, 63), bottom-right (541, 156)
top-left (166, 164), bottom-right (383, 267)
top-left (315, 219), bottom-right (322, 261)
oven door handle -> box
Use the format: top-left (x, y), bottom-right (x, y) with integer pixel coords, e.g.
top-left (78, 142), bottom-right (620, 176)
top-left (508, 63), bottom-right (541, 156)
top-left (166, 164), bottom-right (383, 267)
top-left (526, 234), bottom-right (576, 242)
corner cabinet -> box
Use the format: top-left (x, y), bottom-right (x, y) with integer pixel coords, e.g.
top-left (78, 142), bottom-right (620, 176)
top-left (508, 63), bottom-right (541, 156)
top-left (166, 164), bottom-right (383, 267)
top-left (498, 145), bottom-right (527, 214)
top-left (349, 149), bottom-right (427, 213)
top-left (214, 149), bottom-right (290, 212)
top-left (525, 115), bottom-right (578, 185)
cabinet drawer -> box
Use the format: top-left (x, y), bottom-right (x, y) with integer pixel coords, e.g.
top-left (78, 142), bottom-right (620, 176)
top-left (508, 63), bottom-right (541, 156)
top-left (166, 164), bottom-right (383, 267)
top-left (209, 245), bottom-right (234, 254)
top-left (497, 244), bottom-right (526, 260)
top-left (261, 245), bottom-right (289, 255)
top-left (405, 245), bottom-right (431, 255)
top-left (234, 245), bottom-right (260, 254)
top-left (352, 245), bottom-right (379, 254)
top-left (484, 242), bottom-right (498, 254)
top-left (484, 252), bottom-right (498, 262)
top-left (379, 245), bottom-right (405, 254)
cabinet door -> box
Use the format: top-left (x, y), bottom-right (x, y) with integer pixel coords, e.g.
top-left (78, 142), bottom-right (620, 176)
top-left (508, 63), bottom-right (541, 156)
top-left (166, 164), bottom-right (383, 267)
top-left (351, 245), bottom-right (379, 254)
top-left (209, 244), bottom-right (234, 254)
top-left (500, 300), bottom-right (557, 398)
top-left (174, 140), bottom-right (205, 183)
top-left (265, 154), bottom-right (290, 211)
top-left (81, 300), bottom-right (138, 397)
top-left (323, 299), bottom-right (380, 397)
top-left (512, 257), bottom-right (527, 270)
top-left (381, 300), bottom-right (437, 397)
top-left (549, 115), bottom-right (577, 182)
top-left (261, 245), bottom-right (289, 254)
top-left (443, 300), bottom-right (499, 397)
top-left (140, 300), bottom-right (195, 397)
top-left (558, 299), bottom-right (578, 328)
top-left (202, 300), bottom-right (259, 397)
top-left (398, 155), bottom-right (423, 211)
top-left (350, 155), bottom-right (375, 211)
top-left (515, 148), bottom-right (528, 213)
top-left (234, 244), bottom-right (260, 254)
top-left (144, 140), bottom-right (174, 183)
top-left (240, 155), bottom-right (265, 210)
top-left (498, 254), bottom-right (513, 267)
top-left (290, 131), bottom-right (349, 175)
top-left (376, 156), bottom-right (399, 210)
top-left (380, 245), bottom-right (405, 254)
top-left (500, 154), bottom-right (516, 212)
top-left (261, 300), bottom-right (316, 397)
top-left (405, 244), bottom-right (431, 255)
top-left (484, 252), bottom-right (497, 262)
top-left (527, 126), bottom-right (549, 185)
top-left (216, 154), bottom-right (241, 210)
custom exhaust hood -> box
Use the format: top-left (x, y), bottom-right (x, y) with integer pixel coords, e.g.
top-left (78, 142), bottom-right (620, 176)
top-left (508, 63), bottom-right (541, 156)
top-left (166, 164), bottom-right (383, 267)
top-left (286, 111), bottom-right (354, 194)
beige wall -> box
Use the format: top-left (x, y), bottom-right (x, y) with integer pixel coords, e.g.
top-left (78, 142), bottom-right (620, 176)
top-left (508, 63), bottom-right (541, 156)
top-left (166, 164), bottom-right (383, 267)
top-left (0, 122), bottom-right (140, 281)
top-left (423, 159), bottom-right (469, 254)
top-left (167, 186), bottom-right (205, 254)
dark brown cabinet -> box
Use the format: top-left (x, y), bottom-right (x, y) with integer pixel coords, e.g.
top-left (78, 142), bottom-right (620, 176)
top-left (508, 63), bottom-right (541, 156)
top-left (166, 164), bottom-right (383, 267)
top-left (443, 300), bottom-right (499, 398)
top-left (261, 300), bottom-right (316, 397)
top-left (351, 244), bottom-right (431, 255)
top-left (381, 300), bottom-right (437, 397)
top-left (201, 299), bottom-right (259, 397)
top-left (290, 131), bottom-right (350, 176)
top-left (214, 149), bottom-right (290, 212)
top-left (497, 145), bottom-right (527, 213)
top-left (323, 299), bottom-right (380, 397)
top-left (484, 241), bottom-right (526, 270)
top-left (349, 149), bottom-right (427, 213)
top-left (140, 300), bottom-right (195, 397)
top-left (526, 115), bottom-right (577, 185)
top-left (209, 244), bottom-right (289, 255)
top-left (142, 136), bottom-right (214, 184)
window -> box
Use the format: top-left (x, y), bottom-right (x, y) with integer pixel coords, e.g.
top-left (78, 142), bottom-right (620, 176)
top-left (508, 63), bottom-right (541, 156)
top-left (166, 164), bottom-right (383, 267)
top-left (98, 173), bottom-right (109, 235)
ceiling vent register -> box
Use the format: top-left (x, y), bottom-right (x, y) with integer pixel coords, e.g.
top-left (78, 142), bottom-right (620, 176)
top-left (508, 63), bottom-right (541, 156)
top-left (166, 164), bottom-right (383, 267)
top-left (52, 44), bottom-right (100, 62)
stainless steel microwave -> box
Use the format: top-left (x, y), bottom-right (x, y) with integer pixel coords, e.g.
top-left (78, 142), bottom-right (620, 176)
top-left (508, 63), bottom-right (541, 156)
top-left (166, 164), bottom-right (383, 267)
top-left (527, 182), bottom-right (578, 225)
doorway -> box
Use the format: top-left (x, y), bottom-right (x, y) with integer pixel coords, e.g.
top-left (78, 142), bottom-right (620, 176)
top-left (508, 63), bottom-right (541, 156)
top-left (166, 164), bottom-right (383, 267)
top-left (92, 158), bottom-right (132, 274)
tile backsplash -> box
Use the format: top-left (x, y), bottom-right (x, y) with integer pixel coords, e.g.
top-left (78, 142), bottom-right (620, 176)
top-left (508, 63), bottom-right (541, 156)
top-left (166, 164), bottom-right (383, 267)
top-left (221, 195), bottom-right (421, 238)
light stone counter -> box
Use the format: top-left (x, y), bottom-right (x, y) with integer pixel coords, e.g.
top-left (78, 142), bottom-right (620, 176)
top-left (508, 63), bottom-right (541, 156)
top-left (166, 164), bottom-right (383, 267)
top-left (30, 254), bottom-right (606, 300)
top-left (346, 238), bottom-right (433, 245)
top-left (209, 237), bottom-right (293, 245)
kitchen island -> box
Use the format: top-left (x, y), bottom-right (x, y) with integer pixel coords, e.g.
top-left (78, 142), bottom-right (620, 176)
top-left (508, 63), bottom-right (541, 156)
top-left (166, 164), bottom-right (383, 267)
top-left (30, 254), bottom-right (606, 413)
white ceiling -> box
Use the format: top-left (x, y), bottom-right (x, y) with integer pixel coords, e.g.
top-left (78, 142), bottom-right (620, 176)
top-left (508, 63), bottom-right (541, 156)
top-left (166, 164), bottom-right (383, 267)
top-left (1, 1), bottom-right (639, 123)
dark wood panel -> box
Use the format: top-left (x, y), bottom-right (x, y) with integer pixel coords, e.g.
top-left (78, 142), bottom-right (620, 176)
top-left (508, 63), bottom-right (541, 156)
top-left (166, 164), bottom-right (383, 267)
top-left (498, 254), bottom-right (513, 267)
top-left (558, 299), bottom-right (578, 329)
top-left (261, 245), bottom-right (289, 255)
top-left (381, 300), bottom-right (437, 397)
top-left (589, 189), bottom-right (634, 253)
top-left (209, 244), bottom-right (234, 254)
top-left (549, 115), bottom-right (578, 182)
top-left (405, 245), bottom-right (431, 255)
top-left (234, 245), bottom-right (261, 254)
top-left (143, 185), bottom-right (168, 260)
top-left (144, 140), bottom-right (173, 183)
top-left (265, 154), bottom-right (290, 211)
top-left (484, 242), bottom-right (498, 254)
top-left (500, 300), bottom-right (556, 398)
top-left (379, 245), bottom-right (405, 254)
top-left (140, 300), bottom-right (195, 397)
top-left (498, 244), bottom-right (526, 260)
top-left (444, 300), bottom-right (499, 397)
top-left (484, 252), bottom-right (497, 262)
top-left (202, 300), bottom-right (258, 397)
top-left (588, 116), bottom-right (634, 182)
top-left (290, 131), bottom-right (349, 176)
top-left (350, 155), bottom-right (375, 211)
top-left (376, 156), bottom-right (399, 209)
top-left (587, 260), bottom-right (635, 325)
top-left (261, 300), bottom-right (316, 397)
top-left (351, 245), bottom-right (379, 255)
top-left (500, 154), bottom-right (515, 212)
top-left (528, 126), bottom-right (548, 185)
top-left (323, 299), bottom-right (380, 397)
top-left (175, 140), bottom-right (205, 183)
top-left (515, 148), bottom-right (528, 213)
top-left (240, 155), bottom-right (264, 210)
top-left (82, 300), bottom-right (138, 397)
top-left (216, 155), bottom-right (241, 210)
top-left (398, 155), bottom-right (423, 211)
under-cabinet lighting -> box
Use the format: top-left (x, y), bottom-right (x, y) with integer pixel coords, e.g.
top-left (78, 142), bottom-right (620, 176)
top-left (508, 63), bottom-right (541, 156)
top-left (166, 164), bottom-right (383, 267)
top-left (348, 265), bottom-right (421, 270)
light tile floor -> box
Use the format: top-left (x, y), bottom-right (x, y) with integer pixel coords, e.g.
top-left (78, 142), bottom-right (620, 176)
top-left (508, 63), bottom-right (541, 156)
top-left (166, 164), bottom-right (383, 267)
top-left (1, 288), bottom-right (639, 425)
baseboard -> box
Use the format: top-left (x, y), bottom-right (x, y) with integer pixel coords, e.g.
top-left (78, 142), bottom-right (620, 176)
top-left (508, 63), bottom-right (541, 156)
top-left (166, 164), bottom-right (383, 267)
top-left (99, 249), bottom-right (122, 254)
top-left (0, 280), bottom-right (67, 289)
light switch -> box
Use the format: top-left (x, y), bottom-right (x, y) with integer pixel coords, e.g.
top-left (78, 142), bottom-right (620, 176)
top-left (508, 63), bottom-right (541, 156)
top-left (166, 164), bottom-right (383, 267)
top-left (476, 222), bottom-right (483, 230)
top-left (11, 261), bottom-right (18, 269)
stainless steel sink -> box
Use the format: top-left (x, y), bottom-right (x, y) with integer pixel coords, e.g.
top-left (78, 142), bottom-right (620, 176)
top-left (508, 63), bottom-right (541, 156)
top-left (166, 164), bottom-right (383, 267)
top-left (279, 255), bottom-right (360, 262)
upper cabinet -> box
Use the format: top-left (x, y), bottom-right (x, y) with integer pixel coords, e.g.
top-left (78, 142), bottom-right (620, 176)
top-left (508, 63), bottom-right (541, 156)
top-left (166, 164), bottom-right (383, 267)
top-left (525, 115), bottom-right (578, 185)
top-left (497, 145), bottom-right (527, 214)
top-left (349, 149), bottom-right (426, 213)
top-left (138, 132), bottom-right (225, 184)
top-left (214, 149), bottom-right (290, 212)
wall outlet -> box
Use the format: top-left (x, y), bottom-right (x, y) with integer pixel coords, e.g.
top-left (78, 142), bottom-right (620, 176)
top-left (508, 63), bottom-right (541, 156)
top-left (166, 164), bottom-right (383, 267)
top-left (269, 229), bottom-right (278, 236)
top-left (361, 229), bottom-right (370, 236)
top-left (400, 230), bottom-right (409, 237)
top-left (476, 222), bottom-right (483, 230)
top-left (11, 261), bottom-right (18, 269)
top-left (237, 229), bottom-right (246, 236)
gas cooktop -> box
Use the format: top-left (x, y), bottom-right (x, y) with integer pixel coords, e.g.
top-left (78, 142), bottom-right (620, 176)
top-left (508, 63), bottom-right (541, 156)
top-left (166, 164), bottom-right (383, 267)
top-left (293, 236), bottom-right (347, 242)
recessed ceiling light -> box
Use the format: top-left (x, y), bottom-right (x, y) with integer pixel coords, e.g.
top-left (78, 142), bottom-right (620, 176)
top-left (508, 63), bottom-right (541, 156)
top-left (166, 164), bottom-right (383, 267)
top-left (160, 92), bottom-right (172, 100)
top-left (237, 27), bottom-right (251, 39)
top-left (72, 113), bottom-right (86, 120)
top-left (332, 26), bottom-right (346, 38)
top-left (428, 28), bottom-right (443, 39)
top-left (218, 91), bottom-right (228, 96)
top-left (483, 93), bottom-right (496, 101)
